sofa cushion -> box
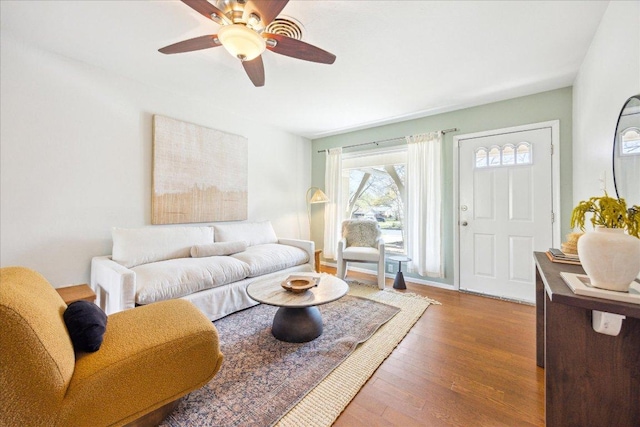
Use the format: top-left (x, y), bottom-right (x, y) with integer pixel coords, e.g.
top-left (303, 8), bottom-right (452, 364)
top-left (133, 257), bottom-right (249, 305)
top-left (213, 221), bottom-right (277, 247)
top-left (63, 301), bottom-right (107, 353)
top-left (112, 226), bottom-right (214, 268)
top-left (342, 246), bottom-right (381, 262)
top-left (230, 243), bottom-right (309, 277)
top-left (190, 241), bottom-right (247, 258)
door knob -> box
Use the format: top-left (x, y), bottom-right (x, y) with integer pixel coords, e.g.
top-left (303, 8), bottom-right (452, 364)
top-left (461, 221), bottom-right (468, 226)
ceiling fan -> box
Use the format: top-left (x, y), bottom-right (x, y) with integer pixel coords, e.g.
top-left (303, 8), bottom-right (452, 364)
top-left (159, 0), bottom-right (336, 87)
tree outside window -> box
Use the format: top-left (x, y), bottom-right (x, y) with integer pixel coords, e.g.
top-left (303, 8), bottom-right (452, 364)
top-left (345, 164), bottom-right (406, 254)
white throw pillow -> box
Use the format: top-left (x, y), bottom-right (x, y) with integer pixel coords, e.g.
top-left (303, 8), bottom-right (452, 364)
top-left (112, 226), bottom-right (214, 268)
top-left (212, 221), bottom-right (278, 247)
top-left (342, 220), bottom-right (381, 248)
top-left (190, 241), bottom-right (247, 258)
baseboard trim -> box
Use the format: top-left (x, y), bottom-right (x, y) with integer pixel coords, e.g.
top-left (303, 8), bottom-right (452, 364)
top-left (459, 289), bottom-right (534, 306)
top-left (320, 261), bottom-right (455, 291)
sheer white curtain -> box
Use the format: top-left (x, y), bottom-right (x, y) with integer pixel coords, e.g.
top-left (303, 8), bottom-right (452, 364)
top-left (323, 147), bottom-right (343, 259)
top-left (405, 132), bottom-right (443, 277)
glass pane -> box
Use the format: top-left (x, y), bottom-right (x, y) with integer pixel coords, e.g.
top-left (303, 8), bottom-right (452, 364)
top-left (516, 142), bottom-right (531, 164)
top-left (488, 146), bottom-right (501, 166)
top-left (502, 144), bottom-right (515, 165)
top-left (475, 148), bottom-right (488, 168)
top-left (346, 162), bottom-right (405, 254)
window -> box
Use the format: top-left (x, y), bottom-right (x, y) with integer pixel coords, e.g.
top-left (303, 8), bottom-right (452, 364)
top-left (516, 142), bottom-right (532, 164)
top-left (342, 148), bottom-right (406, 254)
top-left (488, 146), bottom-right (501, 166)
top-left (474, 142), bottom-right (532, 168)
top-left (475, 147), bottom-right (488, 168)
top-left (620, 127), bottom-right (640, 156)
top-left (502, 144), bottom-right (515, 165)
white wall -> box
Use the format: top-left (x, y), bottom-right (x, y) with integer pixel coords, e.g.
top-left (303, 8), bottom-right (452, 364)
top-left (573, 1), bottom-right (640, 204)
top-left (0, 35), bottom-right (311, 287)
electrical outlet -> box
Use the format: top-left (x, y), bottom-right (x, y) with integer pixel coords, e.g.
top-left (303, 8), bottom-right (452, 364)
top-left (387, 264), bottom-right (394, 273)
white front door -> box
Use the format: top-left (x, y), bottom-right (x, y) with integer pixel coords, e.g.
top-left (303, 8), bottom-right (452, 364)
top-left (458, 126), bottom-right (554, 302)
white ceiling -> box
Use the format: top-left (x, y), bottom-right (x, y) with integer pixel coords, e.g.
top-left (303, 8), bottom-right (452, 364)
top-left (1, 0), bottom-right (609, 139)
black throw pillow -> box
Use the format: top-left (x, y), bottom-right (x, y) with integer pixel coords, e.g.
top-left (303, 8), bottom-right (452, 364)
top-left (63, 301), bottom-right (108, 352)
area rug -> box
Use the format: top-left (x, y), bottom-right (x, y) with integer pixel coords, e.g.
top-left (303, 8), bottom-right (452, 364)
top-left (161, 281), bottom-right (438, 427)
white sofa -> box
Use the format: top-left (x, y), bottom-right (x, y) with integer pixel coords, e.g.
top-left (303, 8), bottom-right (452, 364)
top-left (91, 221), bottom-right (314, 320)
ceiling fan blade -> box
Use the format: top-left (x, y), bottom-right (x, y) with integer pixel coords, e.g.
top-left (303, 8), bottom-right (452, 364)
top-left (158, 35), bottom-right (221, 54)
top-left (264, 33), bottom-right (336, 64)
top-left (245, 0), bottom-right (289, 26)
top-left (180, 0), bottom-right (229, 24)
top-left (242, 56), bottom-right (265, 87)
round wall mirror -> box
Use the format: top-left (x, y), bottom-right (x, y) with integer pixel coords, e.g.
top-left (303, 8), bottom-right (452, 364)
top-left (613, 95), bottom-right (640, 207)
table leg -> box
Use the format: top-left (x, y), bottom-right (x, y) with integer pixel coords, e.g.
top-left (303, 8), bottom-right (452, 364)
top-left (314, 249), bottom-right (322, 273)
top-left (393, 261), bottom-right (407, 290)
top-left (272, 306), bottom-right (323, 343)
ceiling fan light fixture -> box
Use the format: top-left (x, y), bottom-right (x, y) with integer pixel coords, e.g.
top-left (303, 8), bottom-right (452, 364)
top-left (218, 24), bottom-right (266, 61)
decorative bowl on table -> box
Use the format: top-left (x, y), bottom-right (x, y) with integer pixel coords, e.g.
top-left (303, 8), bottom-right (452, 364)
top-left (281, 276), bottom-right (316, 293)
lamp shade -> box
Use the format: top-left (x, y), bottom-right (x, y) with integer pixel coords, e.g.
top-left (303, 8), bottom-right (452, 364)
top-left (309, 188), bottom-right (329, 204)
top-left (218, 24), bottom-right (266, 61)
top-left (306, 187), bottom-right (329, 231)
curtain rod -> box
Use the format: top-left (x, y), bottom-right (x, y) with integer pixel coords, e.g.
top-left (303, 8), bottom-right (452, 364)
top-left (317, 128), bottom-right (459, 153)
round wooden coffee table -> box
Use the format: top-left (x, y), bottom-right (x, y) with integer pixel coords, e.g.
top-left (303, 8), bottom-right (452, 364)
top-left (246, 273), bottom-right (349, 343)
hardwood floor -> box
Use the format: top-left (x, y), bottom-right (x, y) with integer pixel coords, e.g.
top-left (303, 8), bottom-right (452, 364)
top-left (324, 267), bottom-right (545, 427)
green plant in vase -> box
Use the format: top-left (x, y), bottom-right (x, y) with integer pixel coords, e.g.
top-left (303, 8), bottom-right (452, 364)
top-left (570, 193), bottom-right (640, 291)
top-left (626, 206), bottom-right (640, 238)
top-left (570, 193), bottom-right (640, 237)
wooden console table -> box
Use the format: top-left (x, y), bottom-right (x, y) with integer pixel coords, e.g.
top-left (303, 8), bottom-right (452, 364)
top-left (534, 252), bottom-right (640, 426)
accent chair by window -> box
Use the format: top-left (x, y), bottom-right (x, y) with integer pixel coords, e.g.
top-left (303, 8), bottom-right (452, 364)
top-left (337, 219), bottom-right (386, 289)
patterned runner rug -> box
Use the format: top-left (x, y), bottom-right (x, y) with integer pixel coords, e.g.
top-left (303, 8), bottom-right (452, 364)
top-left (162, 281), bottom-right (438, 427)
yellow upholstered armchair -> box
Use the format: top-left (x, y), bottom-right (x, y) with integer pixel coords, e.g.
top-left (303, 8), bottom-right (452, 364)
top-left (0, 267), bottom-right (223, 427)
top-left (337, 220), bottom-right (386, 289)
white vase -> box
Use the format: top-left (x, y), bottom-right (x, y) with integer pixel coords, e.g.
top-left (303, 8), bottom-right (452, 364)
top-left (577, 226), bottom-right (640, 292)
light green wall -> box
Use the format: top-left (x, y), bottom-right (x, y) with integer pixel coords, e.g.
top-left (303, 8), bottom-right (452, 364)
top-left (311, 87), bottom-right (573, 286)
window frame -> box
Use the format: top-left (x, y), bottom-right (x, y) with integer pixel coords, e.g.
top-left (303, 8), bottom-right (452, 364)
top-left (341, 146), bottom-right (408, 254)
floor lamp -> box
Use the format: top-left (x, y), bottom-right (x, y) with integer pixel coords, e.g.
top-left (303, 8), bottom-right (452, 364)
top-left (306, 187), bottom-right (329, 272)
top-left (306, 187), bottom-right (329, 226)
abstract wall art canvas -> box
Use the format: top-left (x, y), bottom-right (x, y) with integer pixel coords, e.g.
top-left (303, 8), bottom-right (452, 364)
top-left (152, 115), bottom-right (248, 224)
